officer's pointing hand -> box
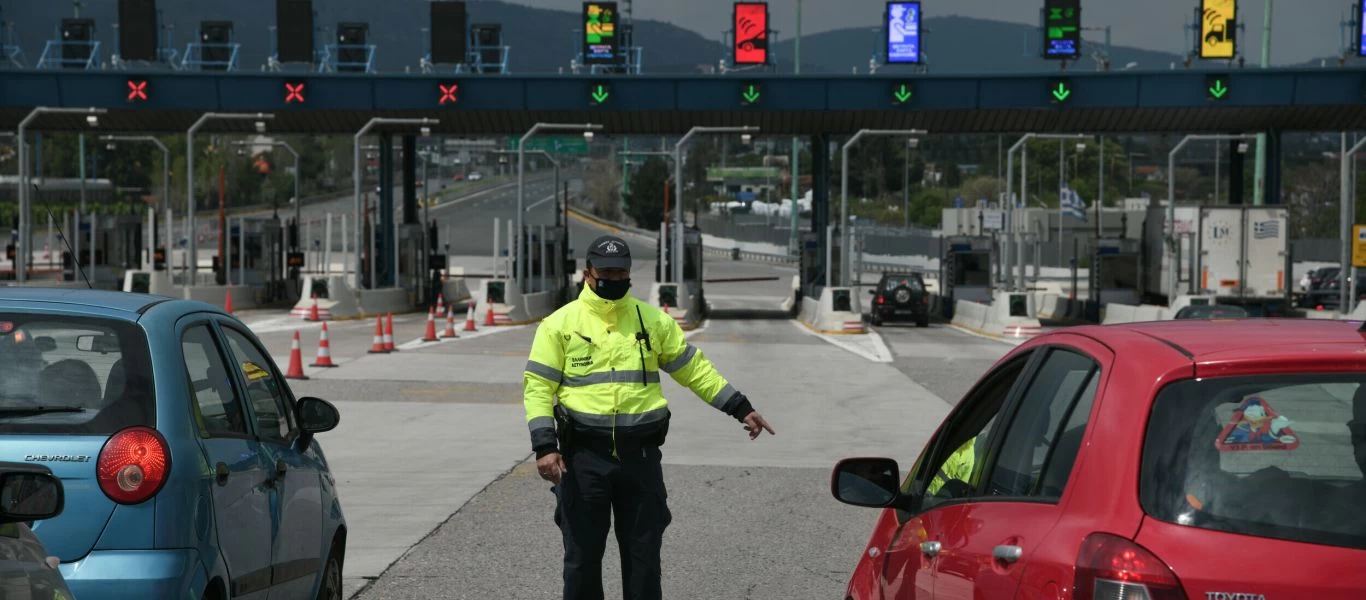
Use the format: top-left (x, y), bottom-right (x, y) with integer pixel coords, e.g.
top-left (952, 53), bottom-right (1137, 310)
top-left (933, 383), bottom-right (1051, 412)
top-left (538, 452), bottom-right (567, 484)
top-left (743, 412), bottom-right (775, 440)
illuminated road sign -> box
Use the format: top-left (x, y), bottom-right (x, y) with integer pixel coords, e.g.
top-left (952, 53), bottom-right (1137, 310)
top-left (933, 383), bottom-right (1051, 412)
top-left (886, 2), bottom-right (922, 64)
top-left (438, 83), bottom-right (459, 105)
top-left (740, 81), bottom-right (762, 106)
top-left (891, 81), bottom-right (914, 106)
top-left (1049, 78), bottom-right (1072, 104)
top-left (1206, 74), bottom-right (1230, 101)
top-left (589, 81), bottom-right (611, 106)
top-left (284, 82), bottom-right (306, 104)
top-left (126, 79), bottom-right (148, 102)
top-left (583, 2), bottom-right (619, 65)
top-left (1200, 0), bottom-right (1237, 59)
top-left (733, 2), bottom-right (768, 65)
top-left (1043, 0), bottom-right (1081, 60)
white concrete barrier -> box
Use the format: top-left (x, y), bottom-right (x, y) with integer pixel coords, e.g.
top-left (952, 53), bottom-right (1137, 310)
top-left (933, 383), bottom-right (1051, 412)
top-left (358, 288), bottom-right (410, 316)
top-left (951, 299), bottom-right (988, 332)
top-left (474, 279), bottom-right (555, 325)
top-left (1133, 304), bottom-right (1167, 322)
top-left (1101, 303), bottom-right (1139, 325)
top-left (649, 282), bottom-right (700, 329)
top-left (1037, 294), bottom-right (1063, 321)
top-left (989, 291), bottom-right (1043, 340)
top-left (291, 275), bottom-right (363, 320)
top-left (440, 267), bottom-right (473, 305)
top-left (121, 270), bottom-right (175, 296)
top-left (779, 275), bottom-right (801, 314)
top-left (798, 287), bottom-right (865, 334)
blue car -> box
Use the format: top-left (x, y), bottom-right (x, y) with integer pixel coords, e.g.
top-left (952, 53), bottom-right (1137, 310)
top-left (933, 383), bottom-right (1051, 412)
top-left (0, 289), bottom-right (346, 600)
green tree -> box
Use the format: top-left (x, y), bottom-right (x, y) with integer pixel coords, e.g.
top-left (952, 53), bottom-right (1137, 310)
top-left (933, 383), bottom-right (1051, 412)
top-left (625, 157), bottom-right (670, 228)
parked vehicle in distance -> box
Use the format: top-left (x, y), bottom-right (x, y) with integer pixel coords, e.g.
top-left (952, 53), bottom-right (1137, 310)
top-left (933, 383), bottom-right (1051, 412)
top-left (0, 462), bottom-right (74, 599)
top-left (869, 273), bottom-right (929, 327)
top-left (0, 289), bottom-right (347, 600)
top-left (1172, 304), bottom-right (1249, 319)
top-left (467, 172), bottom-right (483, 181)
top-left (833, 319), bottom-right (1366, 600)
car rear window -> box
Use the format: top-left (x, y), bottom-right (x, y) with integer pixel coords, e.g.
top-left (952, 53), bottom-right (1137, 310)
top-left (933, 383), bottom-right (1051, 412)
top-left (0, 314), bottom-right (155, 434)
top-left (1141, 375), bottom-right (1366, 550)
top-left (883, 277), bottom-right (924, 292)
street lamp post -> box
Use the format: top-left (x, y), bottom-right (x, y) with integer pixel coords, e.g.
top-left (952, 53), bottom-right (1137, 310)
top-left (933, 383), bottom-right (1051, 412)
top-left (840, 129), bottom-right (927, 287)
top-left (16, 107), bottom-right (106, 283)
top-left (1004, 133), bottom-right (1086, 292)
top-left (186, 112), bottom-right (275, 291)
top-left (1167, 134), bottom-right (1257, 306)
top-left (674, 126), bottom-right (759, 284)
top-left (519, 123), bottom-right (602, 290)
top-left (352, 117), bottom-right (439, 288)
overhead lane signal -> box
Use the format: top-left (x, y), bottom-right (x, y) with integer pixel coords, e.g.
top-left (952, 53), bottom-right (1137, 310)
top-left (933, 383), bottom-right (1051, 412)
top-left (1049, 78), bottom-right (1072, 104)
top-left (438, 83), bottom-right (459, 105)
top-left (1206, 74), bottom-right (1230, 101)
top-left (891, 81), bottom-right (914, 106)
top-left (589, 81), bottom-right (611, 106)
top-left (284, 81), bottom-right (306, 104)
top-left (126, 79), bottom-right (149, 102)
top-left (741, 81), bottom-right (762, 106)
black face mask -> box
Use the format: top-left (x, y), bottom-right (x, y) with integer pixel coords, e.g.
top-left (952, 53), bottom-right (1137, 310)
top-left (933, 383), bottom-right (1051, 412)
top-left (593, 277), bottom-right (631, 301)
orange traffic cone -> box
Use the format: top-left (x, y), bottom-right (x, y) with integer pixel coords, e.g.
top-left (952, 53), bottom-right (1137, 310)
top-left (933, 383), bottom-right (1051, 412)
top-left (224, 290), bottom-right (234, 314)
top-left (442, 306), bottom-right (459, 339)
top-left (368, 315), bottom-right (389, 354)
top-left (436, 294), bottom-right (446, 318)
top-left (464, 301), bottom-right (478, 332)
top-left (311, 322), bottom-right (338, 367)
top-left (308, 294), bottom-right (321, 322)
top-left (484, 305), bottom-right (496, 327)
top-left (422, 307), bottom-right (440, 342)
top-left (284, 331), bottom-right (309, 380)
top-left (384, 313), bottom-right (398, 352)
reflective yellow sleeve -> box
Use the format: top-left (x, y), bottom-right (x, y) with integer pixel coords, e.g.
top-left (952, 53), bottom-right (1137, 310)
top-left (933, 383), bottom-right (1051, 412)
top-left (524, 320), bottom-right (564, 452)
top-left (656, 314), bottom-right (742, 414)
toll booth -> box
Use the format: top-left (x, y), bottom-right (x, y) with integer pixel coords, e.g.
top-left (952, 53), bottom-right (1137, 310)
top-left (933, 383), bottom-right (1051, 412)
top-left (521, 225), bottom-right (572, 299)
top-left (655, 226), bottom-right (705, 317)
top-left (797, 230), bottom-right (841, 294)
top-left (941, 235), bottom-right (994, 313)
top-left (210, 217), bottom-right (284, 295)
top-left (1091, 238), bottom-right (1141, 307)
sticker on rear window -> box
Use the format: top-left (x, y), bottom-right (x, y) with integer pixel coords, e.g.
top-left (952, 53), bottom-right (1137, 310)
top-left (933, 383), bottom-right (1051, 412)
top-left (241, 361), bottom-right (271, 381)
top-left (1215, 395), bottom-right (1299, 452)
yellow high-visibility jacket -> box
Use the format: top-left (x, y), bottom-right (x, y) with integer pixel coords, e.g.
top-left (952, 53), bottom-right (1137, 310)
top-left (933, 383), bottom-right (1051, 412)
top-left (524, 284), bottom-right (751, 454)
top-left (928, 438), bottom-right (976, 495)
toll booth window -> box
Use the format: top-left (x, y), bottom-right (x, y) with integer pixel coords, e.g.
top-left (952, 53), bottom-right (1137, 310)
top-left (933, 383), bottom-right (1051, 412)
top-left (310, 279), bottom-right (330, 300)
top-left (954, 253), bottom-right (990, 286)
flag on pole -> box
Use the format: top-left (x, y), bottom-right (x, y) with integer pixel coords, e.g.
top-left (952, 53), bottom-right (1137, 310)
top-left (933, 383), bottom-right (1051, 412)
top-left (1060, 186), bottom-right (1088, 221)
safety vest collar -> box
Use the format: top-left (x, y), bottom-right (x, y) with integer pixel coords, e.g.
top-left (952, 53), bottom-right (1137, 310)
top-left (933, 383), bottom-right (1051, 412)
top-left (578, 281), bottom-right (633, 318)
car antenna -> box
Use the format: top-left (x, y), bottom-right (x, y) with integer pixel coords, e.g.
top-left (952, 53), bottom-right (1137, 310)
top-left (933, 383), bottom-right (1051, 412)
top-left (35, 185), bottom-right (93, 289)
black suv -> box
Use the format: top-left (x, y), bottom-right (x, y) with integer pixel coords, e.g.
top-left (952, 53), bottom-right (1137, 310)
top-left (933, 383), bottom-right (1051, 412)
top-left (868, 273), bottom-right (929, 327)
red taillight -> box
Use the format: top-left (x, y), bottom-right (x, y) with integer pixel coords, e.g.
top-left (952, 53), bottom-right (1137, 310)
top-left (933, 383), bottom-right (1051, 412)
top-left (1317, 304), bottom-right (1325, 311)
top-left (97, 426), bottom-right (171, 505)
top-left (876, 295), bottom-right (885, 305)
top-left (1073, 533), bottom-right (1186, 600)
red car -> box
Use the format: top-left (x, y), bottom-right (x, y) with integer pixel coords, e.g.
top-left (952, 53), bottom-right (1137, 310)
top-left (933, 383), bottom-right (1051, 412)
top-left (832, 319), bottom-right (1366, 600)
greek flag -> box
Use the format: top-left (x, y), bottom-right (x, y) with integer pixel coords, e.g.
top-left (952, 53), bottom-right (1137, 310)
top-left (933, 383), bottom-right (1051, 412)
top-left (1253, 220), bottom-right (1280, 239)
top-left (1060, 186), bottom-right (1088, 222)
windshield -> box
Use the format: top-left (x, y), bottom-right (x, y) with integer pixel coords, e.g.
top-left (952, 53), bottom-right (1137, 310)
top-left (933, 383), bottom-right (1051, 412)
top-left (0, 314), bottom-right (155, 434)
top-left (1141, 375), bottom-right (1366, 550)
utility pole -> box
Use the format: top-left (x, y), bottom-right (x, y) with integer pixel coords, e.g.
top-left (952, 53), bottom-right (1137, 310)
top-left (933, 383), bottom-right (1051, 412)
top-left (788, 0), bottom-right (802, 255)
top-left (1252, 0), bottom-right (1272, 206)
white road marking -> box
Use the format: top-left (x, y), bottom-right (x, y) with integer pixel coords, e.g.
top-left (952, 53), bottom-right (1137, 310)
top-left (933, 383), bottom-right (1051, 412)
top-left (788, 320), bottom-right (894, 363)
top-left (395, 324), bottom-right (531, 350)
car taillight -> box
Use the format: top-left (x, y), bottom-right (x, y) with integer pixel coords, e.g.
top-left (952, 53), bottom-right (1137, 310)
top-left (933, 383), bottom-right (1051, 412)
top-left (97, 426), bottom-right (171, 505)
top-left (876, 295), bottom-right (885, 305)
top-left (1073, 533), bottom-right (1186, 600)
top-left (922, 296), bottom-right (929, 305)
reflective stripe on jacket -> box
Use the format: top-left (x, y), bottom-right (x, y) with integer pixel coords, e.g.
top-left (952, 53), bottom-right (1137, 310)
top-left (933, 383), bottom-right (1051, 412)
top-left (524, 284), bottom-right (739, 452)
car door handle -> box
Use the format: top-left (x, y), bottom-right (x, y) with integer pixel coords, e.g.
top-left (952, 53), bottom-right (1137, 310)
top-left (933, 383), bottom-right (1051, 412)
top-left (920, 541), bottom-right (942, 558)
top-left (214, 462), bottom-right (229, 486)
top-left (993, 545), bottom-right (1023, 564)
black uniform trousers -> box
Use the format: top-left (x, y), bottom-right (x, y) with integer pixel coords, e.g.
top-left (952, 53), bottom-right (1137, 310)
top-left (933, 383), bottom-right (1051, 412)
top-left (554, 435), bottom-right (672, 600)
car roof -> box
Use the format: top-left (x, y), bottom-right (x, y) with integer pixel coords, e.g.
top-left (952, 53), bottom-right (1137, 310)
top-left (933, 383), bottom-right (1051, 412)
top-left (0, 288), bottom-right (175, 318)
top-left (1096, 319), bottom-right (1364, 359)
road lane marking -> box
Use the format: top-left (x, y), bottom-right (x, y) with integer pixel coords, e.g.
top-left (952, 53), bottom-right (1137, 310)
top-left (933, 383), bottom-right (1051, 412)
top-left (788, 320), bottom-right (894, 363)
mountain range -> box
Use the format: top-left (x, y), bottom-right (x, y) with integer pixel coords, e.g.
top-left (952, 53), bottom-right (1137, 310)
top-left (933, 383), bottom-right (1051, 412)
top-left (3, 1), bottom-right (1337, 74)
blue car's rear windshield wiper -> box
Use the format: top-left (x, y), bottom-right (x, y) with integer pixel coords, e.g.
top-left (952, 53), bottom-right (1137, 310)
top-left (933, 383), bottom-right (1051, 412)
top-left (0, 406), bottom-right (87, 417)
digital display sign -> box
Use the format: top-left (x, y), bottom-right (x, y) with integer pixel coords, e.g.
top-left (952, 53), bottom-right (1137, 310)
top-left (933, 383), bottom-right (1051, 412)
top-left (126, 79), bottom-right (148, 102)
top-left (582, 2), bottom-right (619, 65)
top-left (1359, 2), bottom-right (1366, 56)
top-left (438, 83), bottom-right (459, 105)
top-left (891, 81), bottom-right (914, 106)
top-left (1048, 78), bottom-right (1072, 104)
top-left (885, 2), bottom-right (921, 64)
top-left (1206, 74), bottom-right (1230, 101)
top-left (284, 81), bottom-right (306, 104)
top-left (589, 81), bottom-right (612, 106)
top-left (733, 2), bottom-right (768, 65)
top-left (1200, 0), bottom-right (1237, 59)
top-left (1042, 0), bottom-right (1081, 60)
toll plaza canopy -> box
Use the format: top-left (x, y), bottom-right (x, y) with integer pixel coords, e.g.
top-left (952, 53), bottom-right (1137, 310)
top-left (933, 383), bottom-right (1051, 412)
top-left (2, 68), bottom-right (1366, 135)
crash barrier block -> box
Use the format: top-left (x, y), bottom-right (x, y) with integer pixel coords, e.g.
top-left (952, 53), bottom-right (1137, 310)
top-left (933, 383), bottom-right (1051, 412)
top-left (799, 287), bottom-right (865, 334)
top-left (990, 291), bottom-right (1044, 340)
top-left (780, 275), bottom-right (801, 314)
top-left (440, 267), bottom-right (473, 305)
top-left (122, 270), bottom-right (176, 296)
top-left (1101, 303), bottom-right (1138, 325)
top-left (475, 278), bottom-right (544, 325)
top-left (290, 275), bottom-right (362, 320)
top-left (1303, 309), bottom-right (1340, 320)
top-left (1134, 304), bottom-right (1168, 322)
top-left (186, 284), bottom-right (260, 311)
top-left (1037, 294), bottom-right (1063, 321)
top-left (357, 288), bottom-right (410, 316)
top-left (649, 282), bottom-right (699, 329)
top-left (951, 299), bottom-right (988, 332)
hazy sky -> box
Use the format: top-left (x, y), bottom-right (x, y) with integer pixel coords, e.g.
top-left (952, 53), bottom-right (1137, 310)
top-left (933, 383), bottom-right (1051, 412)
top-left (501, 0), bottom-right (1350, 64)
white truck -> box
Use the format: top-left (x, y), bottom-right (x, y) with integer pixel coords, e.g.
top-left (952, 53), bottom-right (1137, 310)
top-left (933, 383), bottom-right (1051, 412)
top-left (1141, 205), bottom-right (1289, 310)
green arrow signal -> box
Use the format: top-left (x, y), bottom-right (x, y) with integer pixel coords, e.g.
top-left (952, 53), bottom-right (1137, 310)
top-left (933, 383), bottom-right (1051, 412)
top-left (894, 84), bottom-right (912, 103)
top-left (1052, 82), bottom-right (1071, 102)
top-left (592, 85), bottom-right (609, 103)
top-left (1209, 79), bottom-right (1228, 98)
top-left (742, 84), bottom-right (760, 104)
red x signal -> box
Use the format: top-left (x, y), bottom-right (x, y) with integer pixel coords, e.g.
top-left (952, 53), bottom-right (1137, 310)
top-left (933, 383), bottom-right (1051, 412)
top-left (126, 80), bottom-right (148, 102)
top-left (439, 83), bottom-right (458, 105)
top-left (285, 82), bottom-right (306, 104)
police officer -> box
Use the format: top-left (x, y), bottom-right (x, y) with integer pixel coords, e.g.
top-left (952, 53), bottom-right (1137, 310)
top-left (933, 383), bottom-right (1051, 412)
top-left (523, 235), bottom-right (775, 600)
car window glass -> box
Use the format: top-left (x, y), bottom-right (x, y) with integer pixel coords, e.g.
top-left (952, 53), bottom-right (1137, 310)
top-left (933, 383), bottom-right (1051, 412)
top-left (912, 355), bottom-right (1030, 511)
top-left (220, 327), bottom-right (293, 442)
top-left (182, 325), bottom-right (247, 437)
top-left (987, 349), bottom-right (1099, 499)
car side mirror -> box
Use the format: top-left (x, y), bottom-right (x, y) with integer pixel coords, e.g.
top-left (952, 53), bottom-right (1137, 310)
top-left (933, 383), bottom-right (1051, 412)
top-left (0, 468), bottom-right (64, 524)
top-left (297, 397), bottom-right (340, 435)
top-left (867, 289), bottom-right (876, 295)
top-left (831, 457), bottom-right (902, 509)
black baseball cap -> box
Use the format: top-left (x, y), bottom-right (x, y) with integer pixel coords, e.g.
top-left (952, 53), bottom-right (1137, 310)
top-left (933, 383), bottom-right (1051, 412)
top-left (586, 235), bottom-right (632, 270)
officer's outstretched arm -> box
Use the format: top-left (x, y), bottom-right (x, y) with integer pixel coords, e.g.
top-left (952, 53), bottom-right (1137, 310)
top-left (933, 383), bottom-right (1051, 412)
top-left (657, 314), bottom-right (755, 422)
top-left (524, 321), bottom-right (564, 457)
